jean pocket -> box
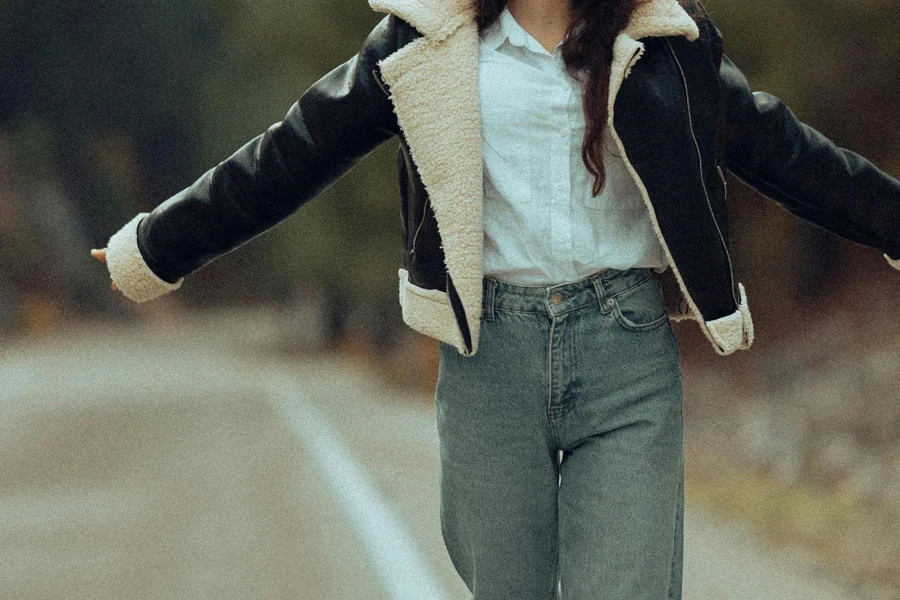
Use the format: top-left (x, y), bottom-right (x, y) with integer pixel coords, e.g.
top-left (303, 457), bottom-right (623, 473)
top-left (610, 275), bottom-right (668, 332)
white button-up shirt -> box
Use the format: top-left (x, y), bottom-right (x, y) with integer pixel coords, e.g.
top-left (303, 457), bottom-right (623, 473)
top-left (478, 5), bottom-right (668, 285)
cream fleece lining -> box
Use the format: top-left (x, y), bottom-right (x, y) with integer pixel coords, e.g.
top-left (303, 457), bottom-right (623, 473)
top-left (398, 268), bottom-right (466, 350)
top-left (105, 212), bottom-right (183, 303)
top-left (375, 12), bottom-right (485, 356)
top-left (885, 253), bottom-right (900, 271)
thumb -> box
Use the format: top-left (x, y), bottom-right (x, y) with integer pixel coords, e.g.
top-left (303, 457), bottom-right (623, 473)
top-left (91, 248), bottom-right (107, 263)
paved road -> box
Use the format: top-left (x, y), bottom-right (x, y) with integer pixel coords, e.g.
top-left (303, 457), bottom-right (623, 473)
top-left (0, 310), bottom-right (891, 599)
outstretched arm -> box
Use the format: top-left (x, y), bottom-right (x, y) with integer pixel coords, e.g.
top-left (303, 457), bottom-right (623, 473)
top-left (698, 2), bottom-right (900, 268)
top-left (104, 13), bottom-right (405, 302)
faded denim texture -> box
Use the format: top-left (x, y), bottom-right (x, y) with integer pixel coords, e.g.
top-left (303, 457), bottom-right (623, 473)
top-left (435, 266), bottom-right (684, 600)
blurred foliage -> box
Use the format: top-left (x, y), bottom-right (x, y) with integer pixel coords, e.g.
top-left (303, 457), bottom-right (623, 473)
top-left (687, 444), bottom-right (900, 593)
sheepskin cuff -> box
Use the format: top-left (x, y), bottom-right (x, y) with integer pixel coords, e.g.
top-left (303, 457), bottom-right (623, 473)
top-left (704, 282), bottom-right (754, 355)
top-left (885, 253), bottom-right (900, 272)
top-left (106, 212), bottom-right (183, 303)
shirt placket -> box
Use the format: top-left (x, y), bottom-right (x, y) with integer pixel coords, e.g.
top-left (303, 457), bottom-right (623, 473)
top-left (550, 68), bottom-right (575, 280)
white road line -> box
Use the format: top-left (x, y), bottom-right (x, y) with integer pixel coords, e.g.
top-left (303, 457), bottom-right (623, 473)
top-left (267, 377), bottom-right (451, 600)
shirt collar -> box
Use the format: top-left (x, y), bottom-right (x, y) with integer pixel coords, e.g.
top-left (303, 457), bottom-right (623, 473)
top-left (481, 5), bottom-right (567, 56)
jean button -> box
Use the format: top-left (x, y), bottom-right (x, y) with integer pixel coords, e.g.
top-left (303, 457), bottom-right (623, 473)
top-left (607, 297), bottom-right (615, 306)
top-left (551, 292), bottom-right (563, 304)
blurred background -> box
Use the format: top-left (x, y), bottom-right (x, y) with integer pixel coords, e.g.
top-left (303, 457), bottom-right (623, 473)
top-left (1, 0), bottom-right (899, 597)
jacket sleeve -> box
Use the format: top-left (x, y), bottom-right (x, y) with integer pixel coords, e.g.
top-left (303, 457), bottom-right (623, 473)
top-left (105, 14), bottom-right (403, 303)
top-left (699, 3), bottom-right (900, 270)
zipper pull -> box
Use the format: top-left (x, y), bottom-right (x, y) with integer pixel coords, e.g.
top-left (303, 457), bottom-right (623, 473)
top-left (372, 67), bottom-right (390, 98)
top-left (716, 164), bottom-right (728, 198)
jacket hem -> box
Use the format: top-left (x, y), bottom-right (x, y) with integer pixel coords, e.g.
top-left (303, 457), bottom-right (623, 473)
top-left (106, 212), bottom-right (184, 303)
top-left (885, 253), bottom-right (900, 271)
top-left (703, 281), bottom-right (754, 355)
top-left (398, 268), bottom-right (467, 354)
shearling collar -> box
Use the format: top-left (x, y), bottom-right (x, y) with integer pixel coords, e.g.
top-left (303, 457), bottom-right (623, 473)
top-left (369, 0), bottom-right (477, 43)
top-left (369, 0), bottom-right (700, 44)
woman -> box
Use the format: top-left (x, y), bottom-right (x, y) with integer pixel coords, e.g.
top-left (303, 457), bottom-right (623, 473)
top-left (92, 0), bottom-right (900, 597)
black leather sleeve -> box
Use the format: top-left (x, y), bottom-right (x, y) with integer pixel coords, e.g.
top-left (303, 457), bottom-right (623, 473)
top-left (135, 14), bottom-right (404, 284)
top-left (699, 4), bottom-right (900, 261)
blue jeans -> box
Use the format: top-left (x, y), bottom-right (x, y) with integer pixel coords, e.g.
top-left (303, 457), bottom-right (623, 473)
top-left (435, 266), bottom-right (684, 600)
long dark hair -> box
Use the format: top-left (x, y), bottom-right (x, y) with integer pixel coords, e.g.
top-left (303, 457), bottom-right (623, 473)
top-left (476, 0), bottom-right (701, 196)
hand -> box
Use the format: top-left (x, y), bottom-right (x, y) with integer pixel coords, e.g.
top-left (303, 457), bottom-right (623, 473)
top-left (90, 248), bottom-right (120, 292)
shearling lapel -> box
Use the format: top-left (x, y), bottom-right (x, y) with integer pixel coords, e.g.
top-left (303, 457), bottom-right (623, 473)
top-left (369, 0), bottom-right (699, 353)
top-left (609, 0), bottom-right (699, 108)
top-left (370, 0), bottom-right (485, 353)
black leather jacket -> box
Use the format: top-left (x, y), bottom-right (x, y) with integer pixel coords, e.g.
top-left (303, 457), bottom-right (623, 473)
top-left (122, 0), bottom-right (900, 357)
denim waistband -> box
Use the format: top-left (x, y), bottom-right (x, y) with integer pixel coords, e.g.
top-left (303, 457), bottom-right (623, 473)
top-left (481, 267), bottom-right (659, 320)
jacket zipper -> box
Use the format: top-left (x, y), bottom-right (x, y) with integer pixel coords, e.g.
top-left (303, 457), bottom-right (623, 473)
top-left (374, 66), bottom-right (427, 258)
top-left (666, 39), bottom-right (738, 308)
top-left (409, 200), bottom-right (429, 259)
top-left (605, 45), bottom-right (697, 324)
top-left (717, 164), bottom-right (728, 200)
top-left (372, 67), bottom-right (390, 97)
top-left (606, 44), bottom-right (702, 323)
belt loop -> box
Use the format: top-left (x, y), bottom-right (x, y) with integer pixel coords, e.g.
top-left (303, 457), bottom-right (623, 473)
top-left (483, 278), bottom-right (496, 322)
top-left (591, 271), bottom-right (611, 315)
